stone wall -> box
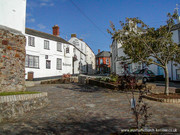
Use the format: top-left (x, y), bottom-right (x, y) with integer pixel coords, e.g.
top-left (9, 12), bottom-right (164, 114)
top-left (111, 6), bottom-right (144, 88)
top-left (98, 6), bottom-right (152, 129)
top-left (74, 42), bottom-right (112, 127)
top-left (0, 26), bottom-right (26, 92)
top-left (0, 92), bottom-right (49, 122)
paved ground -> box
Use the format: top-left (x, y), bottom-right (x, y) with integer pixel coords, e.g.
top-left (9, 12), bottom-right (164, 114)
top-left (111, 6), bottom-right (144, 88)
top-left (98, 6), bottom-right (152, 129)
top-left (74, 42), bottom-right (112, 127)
top-left (0, 83), bottom-right (180, 135)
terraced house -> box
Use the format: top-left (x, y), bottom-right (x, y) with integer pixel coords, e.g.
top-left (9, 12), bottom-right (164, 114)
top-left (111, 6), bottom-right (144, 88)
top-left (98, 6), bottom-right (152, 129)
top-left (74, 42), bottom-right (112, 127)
top-left (25, 25), bottom-right (75, 80)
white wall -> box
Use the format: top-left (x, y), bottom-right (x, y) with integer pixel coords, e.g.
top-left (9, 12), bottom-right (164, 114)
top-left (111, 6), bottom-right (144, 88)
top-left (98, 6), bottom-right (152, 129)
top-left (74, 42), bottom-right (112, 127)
top-left (25, 34), bottom-right (73, 79)
top-left (0, 0), bottom-right (26, 33)
top-left (170, 30), bottom-right (180, 80)
top-left (85, 45), bottom-right (96, 74)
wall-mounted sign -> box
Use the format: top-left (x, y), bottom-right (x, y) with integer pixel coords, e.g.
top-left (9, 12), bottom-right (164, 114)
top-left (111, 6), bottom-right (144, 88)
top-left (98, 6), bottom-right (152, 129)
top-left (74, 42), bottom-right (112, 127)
top-left (63, 63), bottom-right (71, 66)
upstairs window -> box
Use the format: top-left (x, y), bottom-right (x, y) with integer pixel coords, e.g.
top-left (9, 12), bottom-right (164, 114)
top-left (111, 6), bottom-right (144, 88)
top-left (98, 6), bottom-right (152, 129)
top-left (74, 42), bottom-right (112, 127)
top-left (44, 40), bottom-right (50, 50)
top-left (96, 59), bottom-right (98, 65)
top-left (57, 42), bottom-right (62, 52)
top-left (66, 47), bottom-right (69, 53)
top-left (81, 43), bottom-right (83, 51)
top-left (100, 59), bottom-right (103, 64)
top-left (28, 36), bottom-right (35, 47)
top-left (106, 59), bottom-right (109, 65)
top-left (73, 48), bottom-right (76, 53)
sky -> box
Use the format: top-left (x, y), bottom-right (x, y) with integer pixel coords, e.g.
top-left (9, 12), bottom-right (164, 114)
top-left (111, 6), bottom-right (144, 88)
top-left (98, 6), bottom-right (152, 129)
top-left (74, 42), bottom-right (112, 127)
top-left (26, 0), bottom-right (179, 54)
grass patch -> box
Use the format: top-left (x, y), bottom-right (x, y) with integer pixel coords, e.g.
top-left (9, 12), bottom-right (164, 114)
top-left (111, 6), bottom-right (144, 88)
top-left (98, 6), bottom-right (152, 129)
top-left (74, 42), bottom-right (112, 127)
top-left (0, 91), bottom-right (40, 96)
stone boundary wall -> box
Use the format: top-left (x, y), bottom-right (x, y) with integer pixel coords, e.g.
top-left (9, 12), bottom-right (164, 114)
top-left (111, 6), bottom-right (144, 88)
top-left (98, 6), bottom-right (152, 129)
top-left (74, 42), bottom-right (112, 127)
top-left (0, 26), bottom-right (26, 92)
top-left (0, 92), bottom-right (49, 122)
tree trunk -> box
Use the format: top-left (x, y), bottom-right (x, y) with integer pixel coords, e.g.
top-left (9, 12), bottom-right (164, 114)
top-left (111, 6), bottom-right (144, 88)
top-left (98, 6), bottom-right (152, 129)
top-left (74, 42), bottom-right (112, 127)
top-left (164, 65), bottom-right (169, 95)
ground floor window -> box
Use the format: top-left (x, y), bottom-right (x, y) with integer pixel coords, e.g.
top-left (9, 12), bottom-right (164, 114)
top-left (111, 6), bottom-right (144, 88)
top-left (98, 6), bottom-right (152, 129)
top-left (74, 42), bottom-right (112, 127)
top-left (46, 60), bottom-right (51, 69)
top-left (57, 58), bottom-right (62, 70)
top-left (25, 55), bottom-right (39, 68)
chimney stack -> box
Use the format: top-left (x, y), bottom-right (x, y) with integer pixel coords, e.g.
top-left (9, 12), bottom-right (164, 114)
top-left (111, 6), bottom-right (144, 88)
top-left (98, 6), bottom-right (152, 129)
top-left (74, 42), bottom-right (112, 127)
top-left (98, 49), bottom-right (100, 53)
top-left (71, 34), bottom-right (77, 38)
top-left (52, 25), bottom-right (60, 36)
top-left (80, 39), bottom-right (83, 41)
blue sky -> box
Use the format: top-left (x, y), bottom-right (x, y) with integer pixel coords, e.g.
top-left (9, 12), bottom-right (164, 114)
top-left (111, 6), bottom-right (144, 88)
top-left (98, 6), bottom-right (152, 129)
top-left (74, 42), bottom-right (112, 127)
top-left (26, 0), bottom-right (179, 54)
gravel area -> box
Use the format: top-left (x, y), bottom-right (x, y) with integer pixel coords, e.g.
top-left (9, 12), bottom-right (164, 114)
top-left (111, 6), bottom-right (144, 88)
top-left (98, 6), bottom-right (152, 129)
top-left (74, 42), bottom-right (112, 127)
top-left (0, 83), bottom-right (180, 135)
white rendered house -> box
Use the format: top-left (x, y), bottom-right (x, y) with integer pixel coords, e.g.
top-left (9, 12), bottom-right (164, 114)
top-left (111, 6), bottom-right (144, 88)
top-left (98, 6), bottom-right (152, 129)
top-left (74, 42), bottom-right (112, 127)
top-left (25, 25), bottom-right (74, 79)
top-left (69, 34), bottom-right (96, 75)
top-left (110, 23), bottom-right (180, 81)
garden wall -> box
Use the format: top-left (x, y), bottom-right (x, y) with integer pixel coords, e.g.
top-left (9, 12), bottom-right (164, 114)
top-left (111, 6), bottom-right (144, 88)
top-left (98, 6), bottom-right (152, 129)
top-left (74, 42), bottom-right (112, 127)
top-left (0, 92), bottom-right (49, 122)
top-left (0, 26), bottom-right (26, 92)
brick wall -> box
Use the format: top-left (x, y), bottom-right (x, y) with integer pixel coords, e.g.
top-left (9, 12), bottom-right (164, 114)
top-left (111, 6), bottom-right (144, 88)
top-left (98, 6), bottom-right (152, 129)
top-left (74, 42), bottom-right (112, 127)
top-left (0, 27), bottom-right (26, 92)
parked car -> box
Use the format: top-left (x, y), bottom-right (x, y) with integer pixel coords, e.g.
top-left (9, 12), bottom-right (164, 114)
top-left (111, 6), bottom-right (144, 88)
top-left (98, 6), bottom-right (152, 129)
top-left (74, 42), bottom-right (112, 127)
top-left (132, 68), bottom-right (156, 83)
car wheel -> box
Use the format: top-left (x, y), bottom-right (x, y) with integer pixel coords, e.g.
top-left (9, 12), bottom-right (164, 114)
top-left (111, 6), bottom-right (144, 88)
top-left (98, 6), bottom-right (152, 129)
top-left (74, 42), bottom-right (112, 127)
top-left (143, 77), bottom-right (147, 83)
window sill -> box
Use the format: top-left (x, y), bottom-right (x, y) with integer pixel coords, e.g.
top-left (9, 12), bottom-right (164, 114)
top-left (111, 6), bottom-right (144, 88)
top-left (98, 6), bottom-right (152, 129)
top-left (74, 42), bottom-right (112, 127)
top-left (25, 67), bottom-right (40, 69)
top-left (28, 45), bottom-right (35, 47)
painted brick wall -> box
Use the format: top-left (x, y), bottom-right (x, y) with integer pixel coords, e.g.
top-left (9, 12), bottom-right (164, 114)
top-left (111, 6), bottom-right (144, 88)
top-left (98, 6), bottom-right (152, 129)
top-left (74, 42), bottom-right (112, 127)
top-left (0, 28), bottom-right (26, 92)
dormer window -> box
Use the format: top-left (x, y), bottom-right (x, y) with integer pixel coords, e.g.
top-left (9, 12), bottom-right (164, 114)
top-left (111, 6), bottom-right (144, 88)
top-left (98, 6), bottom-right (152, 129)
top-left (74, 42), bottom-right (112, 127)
top-left (57, 42), bottom-right (62, 52)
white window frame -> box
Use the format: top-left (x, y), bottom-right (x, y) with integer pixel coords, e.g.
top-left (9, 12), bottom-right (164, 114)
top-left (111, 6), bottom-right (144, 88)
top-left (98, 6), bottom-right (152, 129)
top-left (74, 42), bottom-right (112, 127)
top-left (25, 55), bottom-right (39, 68)
top-left (28, 36), bottom-right (35, 47)
top-left (106, 58), bottom-right (109, 65)
top-left (57, 58), bottom-right (62, 70)
top-left (57, 42), bottom-right (62, 52)
top-left (46, 60), bottom-right (51, 69)
top-left (44, 40), bottom-right (50, 50)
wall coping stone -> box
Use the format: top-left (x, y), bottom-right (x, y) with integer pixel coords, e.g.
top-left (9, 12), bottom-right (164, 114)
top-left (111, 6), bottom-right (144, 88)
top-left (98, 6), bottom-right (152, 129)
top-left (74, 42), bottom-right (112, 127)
top-left (0, 92), bottom-right (48, 103)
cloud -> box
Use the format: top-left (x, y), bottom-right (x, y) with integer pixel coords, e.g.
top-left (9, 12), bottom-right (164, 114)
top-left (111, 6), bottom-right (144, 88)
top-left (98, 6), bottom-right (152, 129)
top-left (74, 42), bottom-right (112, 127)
top-left (37, 24), bottom-right (46, 29)
top-left (49, 3), bottom-right (54, 6)
top-left (27, 18), bottom-right (35, 23)
top-left (80, 33), bottom-right (90, 40)
top-left (26, 13), bottom-right (32, 17)
top-left (27, 1), bottom-right (38, 8)
top-left (40, 3), bottom-right (47, 6)
top-left (40, 2), bottom-right (54, 7)
top-left (40, 0), bottom-right (51, 2)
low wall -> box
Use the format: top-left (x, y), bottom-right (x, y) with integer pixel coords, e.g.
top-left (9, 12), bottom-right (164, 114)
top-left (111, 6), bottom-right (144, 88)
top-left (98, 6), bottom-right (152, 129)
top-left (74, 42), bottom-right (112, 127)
top-left (0, 92), bottom-right (49, 122)
top-left (41, 77), bottom-right (78, 84)
top-left (89, 79), bottom-right (120, 90)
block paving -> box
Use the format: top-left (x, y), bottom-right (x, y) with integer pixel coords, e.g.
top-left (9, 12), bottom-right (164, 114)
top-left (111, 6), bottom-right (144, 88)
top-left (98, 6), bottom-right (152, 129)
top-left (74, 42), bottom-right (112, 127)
top-left (0, 83), bottom-right (180, 135)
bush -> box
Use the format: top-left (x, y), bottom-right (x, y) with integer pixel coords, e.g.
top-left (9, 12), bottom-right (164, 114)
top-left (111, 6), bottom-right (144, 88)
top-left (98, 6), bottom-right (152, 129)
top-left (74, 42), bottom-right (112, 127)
top-left (109, 73), bottom-right (119, 83)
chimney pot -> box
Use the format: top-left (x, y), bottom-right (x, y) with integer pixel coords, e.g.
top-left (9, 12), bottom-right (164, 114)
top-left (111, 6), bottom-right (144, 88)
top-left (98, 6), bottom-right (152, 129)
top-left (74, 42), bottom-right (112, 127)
top-left (98, 49), bottom-right (100, 53)
top-left (71, 34), bottom-right (77, 38)
top-left (80, 39), bottom-right (83, 41)
top-left (52, 25), bottom-right (60, 36)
